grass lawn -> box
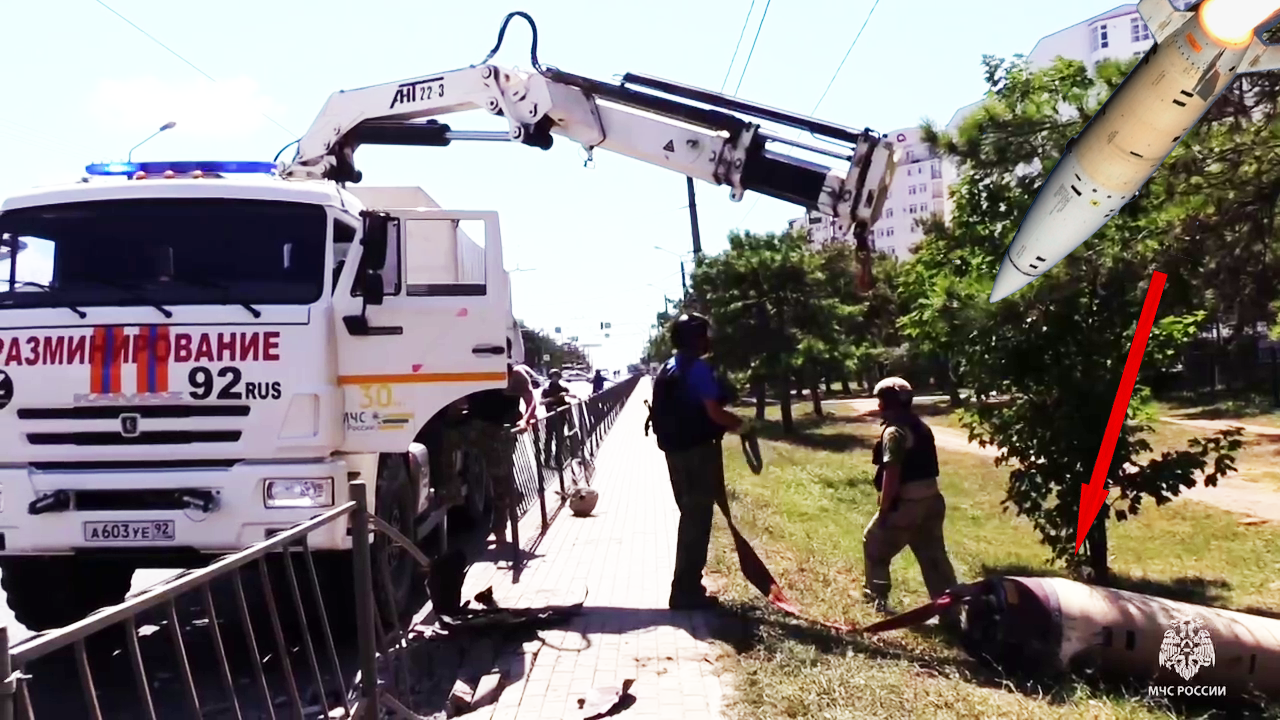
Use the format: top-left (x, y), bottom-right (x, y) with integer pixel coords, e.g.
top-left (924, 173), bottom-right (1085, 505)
top-left (707, 402), bottom-right (1280, 719)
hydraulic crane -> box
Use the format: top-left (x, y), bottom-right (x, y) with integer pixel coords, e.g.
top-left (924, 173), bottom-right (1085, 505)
top-left (281, 12), bottom-right (898, 280)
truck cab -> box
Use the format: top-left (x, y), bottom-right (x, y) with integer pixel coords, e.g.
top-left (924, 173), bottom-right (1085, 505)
top-left (0, 161), bottom-right (516, 629)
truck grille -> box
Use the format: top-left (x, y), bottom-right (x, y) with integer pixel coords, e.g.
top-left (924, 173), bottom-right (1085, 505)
top-left (27, 431), bottom-right (241, 446)
top-left (20, 404), bottom-right (250, 447)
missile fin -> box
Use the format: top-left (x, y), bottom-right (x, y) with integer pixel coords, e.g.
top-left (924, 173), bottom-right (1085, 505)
top-left (1241, 37), bottom-right (1280, 73)
top-left (1137, 0), bottom-right (1195, 44)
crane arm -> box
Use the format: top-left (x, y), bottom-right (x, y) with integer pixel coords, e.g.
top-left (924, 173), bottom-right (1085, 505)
top-left (281, 61), bottom-right (898, 244)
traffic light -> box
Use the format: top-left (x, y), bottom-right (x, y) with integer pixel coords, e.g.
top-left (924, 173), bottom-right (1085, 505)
top-left (554, 326), bottom-right (561, 334)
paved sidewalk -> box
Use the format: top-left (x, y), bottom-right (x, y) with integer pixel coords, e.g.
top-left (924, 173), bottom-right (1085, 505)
top-left (456, 378), bottom-right (730, 720)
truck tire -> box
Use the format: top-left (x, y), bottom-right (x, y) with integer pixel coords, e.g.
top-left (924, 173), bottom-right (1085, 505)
top-left (1, 557), bottom-right (134, 631)
top-left (370, 453), bottom-right (424, 626)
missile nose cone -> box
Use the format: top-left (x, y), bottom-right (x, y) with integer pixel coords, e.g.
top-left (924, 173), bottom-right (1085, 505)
top-left (990, 253), bottom-right (1036, 303)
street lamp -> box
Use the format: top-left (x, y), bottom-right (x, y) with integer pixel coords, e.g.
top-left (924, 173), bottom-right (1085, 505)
top-left (653, 245), bottom-right (689, 296)
top-left (128, 121), bottom-right (177, 163)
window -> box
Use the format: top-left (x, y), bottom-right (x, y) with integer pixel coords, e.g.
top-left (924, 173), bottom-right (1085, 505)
top-left (885, 207), bottom-right (894, 218)
top-left (404, 218), bottom-right (487, 297)
top-left (1100, 23), bottom-right (1109, 48)
top-left (886, 227), bottom-right (895, 237)
top-left (1131, 16), bottom-right (1150, 43)
top-left (933, 181), bottom-right (944, 198)
top-left (908, 185), bottom-right (918, 195)
top-left (0, 199), bottom-right (327, 309)
top-left (905, 150), bottom-right (916, 162)
top-left (1091, 25), bottom-right (1100, 52)
top-left (918, 184), bottom-right (928, 194)
top-left (908, 204), bottom-right (917, 214)
top-left (931, 163), bottom-right (942, 180)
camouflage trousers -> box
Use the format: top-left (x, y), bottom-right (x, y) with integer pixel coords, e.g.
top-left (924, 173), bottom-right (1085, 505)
top-left (463, 422), bottom-right (520, 537)
top-left (862, 480), bottom-right (958, 607)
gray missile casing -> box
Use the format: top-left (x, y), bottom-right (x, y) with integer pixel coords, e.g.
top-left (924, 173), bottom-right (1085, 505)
top-left (962, 576), bottom-right (1280, 700)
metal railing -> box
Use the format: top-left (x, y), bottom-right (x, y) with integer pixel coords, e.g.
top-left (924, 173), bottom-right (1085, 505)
top-left (1, 480), bottom-right (432, 720)
top-left (507, 374), bottom-right (641, 565)
top-left (0, 374), bottom-right (645, 718)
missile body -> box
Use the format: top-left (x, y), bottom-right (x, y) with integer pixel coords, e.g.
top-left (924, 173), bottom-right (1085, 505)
top-left (961, 576), bottom-right (1280, 700)
top-left (990, 3), bottom-right (1262, 302)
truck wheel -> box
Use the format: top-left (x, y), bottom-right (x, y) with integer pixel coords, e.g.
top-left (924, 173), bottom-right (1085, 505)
top-left (1, 557), bottom-right (134, 631)
top-left (371, 453), bottom-right (424, 626)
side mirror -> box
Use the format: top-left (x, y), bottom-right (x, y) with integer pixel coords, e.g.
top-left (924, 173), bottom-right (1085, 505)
top-left (360, 212), bottom-right (390, 271)
top-left (359, 269), bottom-right (385, 306)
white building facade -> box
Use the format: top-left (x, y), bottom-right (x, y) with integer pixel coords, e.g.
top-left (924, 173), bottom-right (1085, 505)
top-left (790, 4), bottom-right (1155, 260)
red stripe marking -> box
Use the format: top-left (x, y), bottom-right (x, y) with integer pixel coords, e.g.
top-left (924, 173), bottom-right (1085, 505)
top-left (135, 327), bottom-right (151, 393)
top-left (107, 327), bottom-right (124, 394)
top-left (155, 326), bottom-right (170, 393)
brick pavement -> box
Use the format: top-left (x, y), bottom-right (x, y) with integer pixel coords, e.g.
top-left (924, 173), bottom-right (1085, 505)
top-left (455, 377), bottom-right (730, 720)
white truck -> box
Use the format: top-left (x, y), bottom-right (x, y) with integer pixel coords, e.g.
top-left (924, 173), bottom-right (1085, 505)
top-left (0, 13), bottom-right (897, 630)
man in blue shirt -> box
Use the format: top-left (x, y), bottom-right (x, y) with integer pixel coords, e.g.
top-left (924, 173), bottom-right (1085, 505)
top-left (649, 313), bottom-right (752, 609)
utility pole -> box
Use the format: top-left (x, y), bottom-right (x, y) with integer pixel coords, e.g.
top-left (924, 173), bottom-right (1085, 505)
top-left (679, 261), bottom-right (687, 297)
top-left (686, 177), bottom-right (703, 259)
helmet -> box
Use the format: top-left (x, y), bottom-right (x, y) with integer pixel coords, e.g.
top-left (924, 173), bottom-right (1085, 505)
top-left (873, 377), bottom-right (913, 407)
top-left (549, 368), bottom-right (563, 379)
top-left (669, 312), bottom-right (711, 350)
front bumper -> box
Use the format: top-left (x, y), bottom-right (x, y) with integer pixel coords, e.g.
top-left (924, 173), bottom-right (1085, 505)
top-left (0, 459), bottom-right (354, 554)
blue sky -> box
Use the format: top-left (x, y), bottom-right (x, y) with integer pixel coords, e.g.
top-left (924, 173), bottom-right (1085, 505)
top-left (0, 0), bottom-right (1135, 370)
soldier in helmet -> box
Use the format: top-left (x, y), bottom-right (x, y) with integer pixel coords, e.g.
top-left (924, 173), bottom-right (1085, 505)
top-left (648, 313), bottom-right (752, 610)
top-left (863, 377), bottom-right (959, 626)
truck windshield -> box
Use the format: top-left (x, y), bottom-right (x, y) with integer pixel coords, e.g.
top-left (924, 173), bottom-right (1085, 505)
top-left (0, 198), bottom-right (327, 310)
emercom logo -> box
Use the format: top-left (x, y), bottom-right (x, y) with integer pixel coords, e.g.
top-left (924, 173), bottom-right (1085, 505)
top-left (1148, 616), bottom-right (1226, 698)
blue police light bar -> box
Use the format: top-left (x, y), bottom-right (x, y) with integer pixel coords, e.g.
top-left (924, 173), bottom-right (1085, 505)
top-left (84, 161), bottom-right (277, 176)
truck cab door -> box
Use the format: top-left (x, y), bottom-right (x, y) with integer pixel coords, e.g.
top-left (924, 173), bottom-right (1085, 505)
top-left (332, 209), bottom-right (509, 453)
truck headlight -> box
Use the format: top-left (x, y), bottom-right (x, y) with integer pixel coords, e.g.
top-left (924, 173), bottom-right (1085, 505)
top-left (263, 478), bottom-right (334, 509)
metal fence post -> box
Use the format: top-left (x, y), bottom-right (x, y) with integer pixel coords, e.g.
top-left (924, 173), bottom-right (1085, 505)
top-left (349, 480), bottom-right (379, 718)
top-left (0, 626), bottom-right (12, 720)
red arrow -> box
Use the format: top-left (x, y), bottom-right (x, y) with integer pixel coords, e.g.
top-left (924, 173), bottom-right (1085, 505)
top-left (1076, 271), bottom-right (1168, 554)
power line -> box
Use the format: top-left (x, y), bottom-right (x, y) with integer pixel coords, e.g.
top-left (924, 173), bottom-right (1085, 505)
top-left (738, 0), bottom-right (884, 227)
top-left (719, 0), bottom-right (758, 93)
top-left (732, 0), bottom-right (773, 97)
top-left (91, 0), bottom-right (298, 139)
top-left (809, 0), bottom-right (882, 115)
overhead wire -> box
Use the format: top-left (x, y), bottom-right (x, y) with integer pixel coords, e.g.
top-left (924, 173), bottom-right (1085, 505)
top-left (737, 0), bottom-right (884, 226)
top-left (732, 0), bottom-right (774, 97)
top-left (91, 0), bottom-right (298, 140)
top-left (720, 0), bottom-right (759, 93)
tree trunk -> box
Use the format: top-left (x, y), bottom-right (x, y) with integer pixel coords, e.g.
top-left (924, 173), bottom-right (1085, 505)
top-left (825, 377), bottom-right (835, 394)
top-left (942, 359), bottom-right (964, 407)
top-left (841, 379), bottom-right (852, 396)
top-left (779, 376), bottom-right (794, 434)
top-left (810, 381), bottom-right (824, 417)
top-left (753, 377), bottom-right (767, 420)
top-left (1086, 518), bottom-right (1110, 583)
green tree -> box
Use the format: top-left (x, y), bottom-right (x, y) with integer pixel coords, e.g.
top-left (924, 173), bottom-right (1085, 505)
top-left (901, 55), bottom-right (1243, 580)
top-left (691, 230), bottom-right (864, 431)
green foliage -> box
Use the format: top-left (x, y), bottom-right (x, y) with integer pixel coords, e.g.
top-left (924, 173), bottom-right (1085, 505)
top-left (902, 55), bottom-right (1246, 575)
top-left (687, 230), bottom-right (871, 430)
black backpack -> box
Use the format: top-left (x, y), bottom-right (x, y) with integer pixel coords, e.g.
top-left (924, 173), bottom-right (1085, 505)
top-left (645, 359), bottom-right (724, 452)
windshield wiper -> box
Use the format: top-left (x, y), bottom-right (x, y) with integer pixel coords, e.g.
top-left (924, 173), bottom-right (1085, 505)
top-left (176, 276), bottom-right (262, 318)
top-left (85, 280), bottom-right (173, 319)
top-left (1, 282), bottom-right (88, 319)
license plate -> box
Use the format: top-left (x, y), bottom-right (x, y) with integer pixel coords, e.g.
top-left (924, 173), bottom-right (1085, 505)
top-left (83, 520), bottom-right (176, 543)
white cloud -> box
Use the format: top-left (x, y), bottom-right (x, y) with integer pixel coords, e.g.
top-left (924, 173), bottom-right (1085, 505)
top-left (89, 76), bottom-right (282, 138)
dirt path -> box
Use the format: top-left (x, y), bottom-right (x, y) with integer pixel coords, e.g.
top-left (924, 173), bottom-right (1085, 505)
top-left (835, 399), bottom-right (1280, 523)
